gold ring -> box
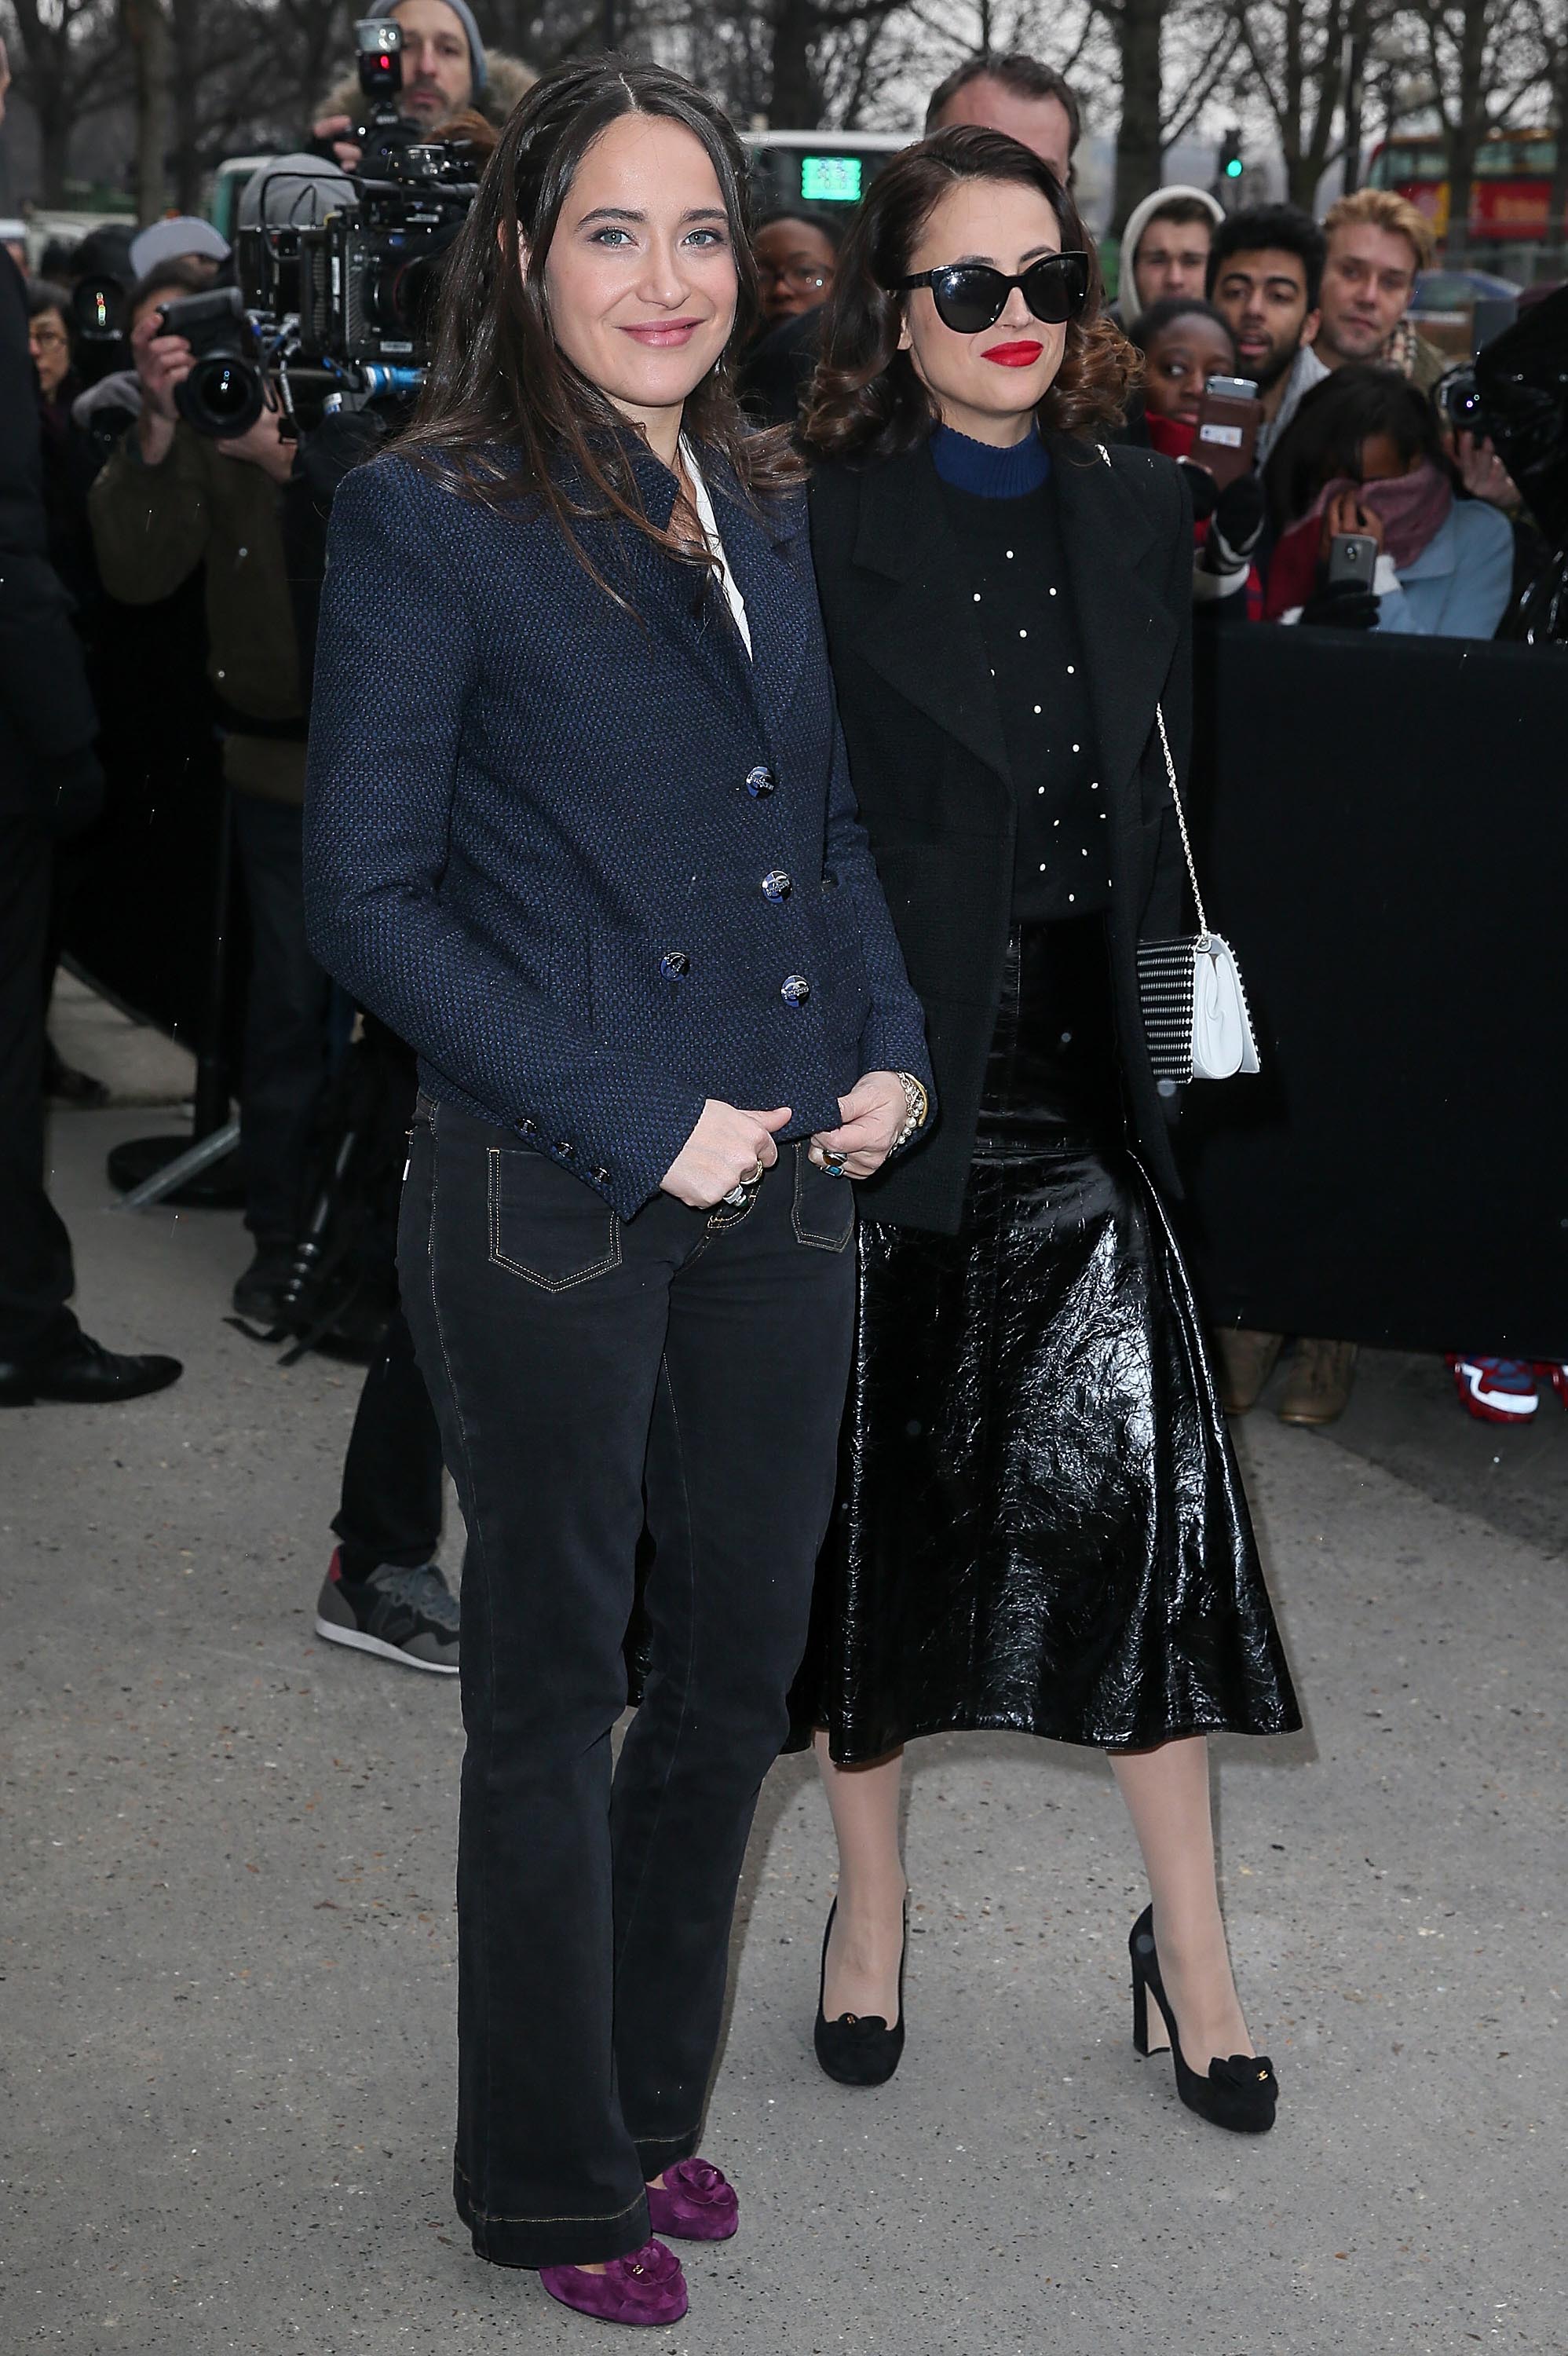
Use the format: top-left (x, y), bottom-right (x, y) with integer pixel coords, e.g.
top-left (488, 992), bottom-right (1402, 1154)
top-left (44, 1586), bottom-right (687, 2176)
top-left (744, 1160), bottom-right (764, 1185)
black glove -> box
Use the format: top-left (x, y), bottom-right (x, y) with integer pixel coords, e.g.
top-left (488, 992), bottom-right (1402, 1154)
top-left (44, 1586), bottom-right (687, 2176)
top-left (1177, 457), bottom-right (1218, 523)
top-left (1299, 582), bottom-right (1380, 631)
top-left (1212, 472), bottom-right (1266, 562)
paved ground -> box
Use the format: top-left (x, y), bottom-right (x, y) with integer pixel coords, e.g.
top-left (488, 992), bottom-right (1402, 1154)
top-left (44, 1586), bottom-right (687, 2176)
top-left (3, 1099), bottom-right (1563, 2356)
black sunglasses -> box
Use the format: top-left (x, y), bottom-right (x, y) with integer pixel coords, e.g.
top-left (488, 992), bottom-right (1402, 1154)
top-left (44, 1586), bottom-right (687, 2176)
top-left (890, 251), bottom-right (1091, 335)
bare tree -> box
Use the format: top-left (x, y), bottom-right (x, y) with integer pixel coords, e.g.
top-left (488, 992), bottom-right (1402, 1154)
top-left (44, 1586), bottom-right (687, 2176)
top-left (1418, 0), bottom-right (1546, 258)
top-left (1228, 0), bottom-right (1354, 209)
top-left (5, 0), bottom-right (124, 202)
top-left (121, 0), bottom-right (169, 218)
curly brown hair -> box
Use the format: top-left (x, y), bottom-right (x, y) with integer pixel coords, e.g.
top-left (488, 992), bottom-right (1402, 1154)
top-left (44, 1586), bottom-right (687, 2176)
top-left (802, 127), bottom-right (1135, 461)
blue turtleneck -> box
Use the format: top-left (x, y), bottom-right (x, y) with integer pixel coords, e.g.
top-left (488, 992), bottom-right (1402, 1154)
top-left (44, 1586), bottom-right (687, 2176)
top-left (930, 423), bottom-right (1051, 499)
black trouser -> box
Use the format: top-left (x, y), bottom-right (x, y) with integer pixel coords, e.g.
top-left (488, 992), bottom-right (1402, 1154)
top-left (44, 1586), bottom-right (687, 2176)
top-left (231, 792), bottom-right (334, 1247)
top-left (400, 1096), bottom-right (856, 2269)
top-left (331, 1304), bottom-right (445, 1579)
top-left (0, 816), bottom-right (79, 1363)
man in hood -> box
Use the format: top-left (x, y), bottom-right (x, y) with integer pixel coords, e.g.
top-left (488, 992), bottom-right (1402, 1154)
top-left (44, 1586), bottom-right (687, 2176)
top-left (1117, 186), bottom-right (1224, 324)
top-left (311, 0), bottom-right (535, 171)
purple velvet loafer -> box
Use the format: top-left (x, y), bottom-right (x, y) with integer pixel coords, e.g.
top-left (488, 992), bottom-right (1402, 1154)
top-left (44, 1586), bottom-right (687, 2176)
top-left (645, 2157), bottom-right (739, 2242)
top-left (539, 2238), bottom-right (689, 2326)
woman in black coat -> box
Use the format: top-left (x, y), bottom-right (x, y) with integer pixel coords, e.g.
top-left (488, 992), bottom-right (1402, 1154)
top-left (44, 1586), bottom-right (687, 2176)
top-left (793, 129), bottom-right (1299, 2135)
top-left (305, 62), bottom-right (931, 2329)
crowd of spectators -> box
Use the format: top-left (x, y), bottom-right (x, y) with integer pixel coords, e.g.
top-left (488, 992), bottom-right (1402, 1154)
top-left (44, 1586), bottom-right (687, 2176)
top-left (2, 17), bottom-right (1564, 1608)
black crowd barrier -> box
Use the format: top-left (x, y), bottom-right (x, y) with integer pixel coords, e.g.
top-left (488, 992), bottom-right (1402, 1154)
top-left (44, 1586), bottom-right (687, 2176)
top-left (63, 607), bottom-right (1568, 1356)
top-left (1182, 622), bottom-right (1568, 1360)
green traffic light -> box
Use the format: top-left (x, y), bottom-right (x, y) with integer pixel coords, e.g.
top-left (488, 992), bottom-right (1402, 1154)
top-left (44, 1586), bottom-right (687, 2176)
top-left (1224, 157), bottom-right (1244, 177)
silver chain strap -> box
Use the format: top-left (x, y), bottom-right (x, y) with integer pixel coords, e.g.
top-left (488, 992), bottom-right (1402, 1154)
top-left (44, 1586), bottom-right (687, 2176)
top-left (1095, 442), bottom-right (1210, 939)
top-left (1153, 703), bottom-right (1208, 938)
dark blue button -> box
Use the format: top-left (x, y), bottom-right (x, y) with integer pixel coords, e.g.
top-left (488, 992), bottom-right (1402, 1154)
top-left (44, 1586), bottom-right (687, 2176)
top-left (762, 869), bottom-right (791, 902)
top-left (746, 765), bottom-right (776, 799)
top-left (660, 950), bottom-right (689, 980)
top-left (593, 1166), bottom-right (610, 1186)
top-left (521, 1118), bottom-right (537, 1136)
top-left (556, 1140), bottom-right (573, 1158)
top-left (780, 973), bottom-right (810, 1006)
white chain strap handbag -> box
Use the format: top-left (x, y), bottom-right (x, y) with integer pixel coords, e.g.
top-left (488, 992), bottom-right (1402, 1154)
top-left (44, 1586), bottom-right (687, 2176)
top-left (1094, 441), bottom-right (1259, 1084)
top-left (1135, 704), bottom-right (1261, 1083)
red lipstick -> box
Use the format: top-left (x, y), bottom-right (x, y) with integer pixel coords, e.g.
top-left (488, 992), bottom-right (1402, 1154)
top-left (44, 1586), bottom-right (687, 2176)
top-left (985, 340), bottom-right (1045, 367)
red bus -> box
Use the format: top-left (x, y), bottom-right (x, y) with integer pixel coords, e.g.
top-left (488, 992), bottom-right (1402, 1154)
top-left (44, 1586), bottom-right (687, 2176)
top-left (1367, 126), bottom-right (1561, 244)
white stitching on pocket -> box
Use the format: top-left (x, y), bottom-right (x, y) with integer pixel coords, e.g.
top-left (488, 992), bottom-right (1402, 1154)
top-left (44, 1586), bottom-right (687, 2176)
top-left (791, 1140), bottom-right (854, 1252)
top-left (487, 1147), bottom-right (623, 1292)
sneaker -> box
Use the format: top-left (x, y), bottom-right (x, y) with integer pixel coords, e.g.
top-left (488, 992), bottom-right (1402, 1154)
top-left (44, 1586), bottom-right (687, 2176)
top-left (314, 1549), bottom-right (459, 1674)
top-left (1277, 1337), bottom-right (1358, 1427)
top-left (232, 1242), bottom-right (297, 1325)
top-left (1448, 1356), bottom-right (1539, 1424)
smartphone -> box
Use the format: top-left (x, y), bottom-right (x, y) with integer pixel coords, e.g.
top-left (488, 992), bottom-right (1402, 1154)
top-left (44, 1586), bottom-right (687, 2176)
top-left (1193, 375), bottom-right (1259, 488)
top-left (1327, 531), bottom-right (1379, 588)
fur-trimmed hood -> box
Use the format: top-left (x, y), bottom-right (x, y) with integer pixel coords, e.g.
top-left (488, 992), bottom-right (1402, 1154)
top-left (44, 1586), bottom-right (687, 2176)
top-left (319, 46), bottom-right (535, 133)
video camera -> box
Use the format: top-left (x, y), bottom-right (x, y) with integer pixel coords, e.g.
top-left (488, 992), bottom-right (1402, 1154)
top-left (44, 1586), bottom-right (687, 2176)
top-left (162, 18), bottom-right (477, 439)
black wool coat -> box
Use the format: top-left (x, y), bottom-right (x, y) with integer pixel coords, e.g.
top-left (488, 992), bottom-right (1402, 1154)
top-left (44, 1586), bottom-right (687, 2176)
top-left (809, 430), bottom-right (1193, 1232)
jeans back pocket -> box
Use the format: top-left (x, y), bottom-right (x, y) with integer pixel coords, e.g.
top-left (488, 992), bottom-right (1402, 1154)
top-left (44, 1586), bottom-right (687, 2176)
top-left (487, 1147), bottom-right (622, 1292)
top-left (791, 1140), bottom-right (855, 1253)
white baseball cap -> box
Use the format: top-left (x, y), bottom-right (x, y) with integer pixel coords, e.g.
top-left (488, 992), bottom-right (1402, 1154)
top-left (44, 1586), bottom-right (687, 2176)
top-left (129, 216), bottom-right (232, 280)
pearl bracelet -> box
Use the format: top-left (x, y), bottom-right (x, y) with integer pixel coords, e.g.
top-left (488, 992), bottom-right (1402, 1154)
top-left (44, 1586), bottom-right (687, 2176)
top-left (891, 1070), bottom-right (930, 1153)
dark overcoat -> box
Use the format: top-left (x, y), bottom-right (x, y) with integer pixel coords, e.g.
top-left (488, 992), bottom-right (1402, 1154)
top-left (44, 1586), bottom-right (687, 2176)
top-left (304, 442), bottom-right (931, 1221)
top-left (807, 430), bottom-right (1193, 1231)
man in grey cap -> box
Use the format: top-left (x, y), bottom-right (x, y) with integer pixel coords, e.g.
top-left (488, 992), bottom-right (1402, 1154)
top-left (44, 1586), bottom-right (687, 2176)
top-left (311, 0), bottom-right (533, 171)
top-left (127, 216), bottom-right (231, 286)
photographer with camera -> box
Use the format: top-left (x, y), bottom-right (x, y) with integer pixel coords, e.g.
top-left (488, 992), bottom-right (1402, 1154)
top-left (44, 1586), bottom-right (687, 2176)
top-left (0, 82), bottom-right (183, 1406)
top-left (88, 286), bottom-right (327, 1329)
top-left (309, 0), bottom-right (533, 171)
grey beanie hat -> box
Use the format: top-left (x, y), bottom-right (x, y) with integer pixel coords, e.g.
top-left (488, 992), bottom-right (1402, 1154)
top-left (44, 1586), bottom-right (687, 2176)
top-left (365, 0), bottom-right (487, 93)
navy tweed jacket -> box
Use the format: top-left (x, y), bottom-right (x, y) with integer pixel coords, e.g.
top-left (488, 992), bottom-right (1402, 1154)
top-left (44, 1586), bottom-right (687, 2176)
top-left (303, 443), bottom-right (931, 1220)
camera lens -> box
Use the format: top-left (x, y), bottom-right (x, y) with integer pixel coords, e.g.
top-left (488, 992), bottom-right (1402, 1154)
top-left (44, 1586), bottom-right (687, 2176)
top-left (178, 352), bottom-right (266, 438)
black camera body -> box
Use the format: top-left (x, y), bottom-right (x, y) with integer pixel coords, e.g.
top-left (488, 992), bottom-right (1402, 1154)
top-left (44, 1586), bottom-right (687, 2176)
top-left (159, 286), bottom-right (268, 439)
top-left (295, 174), bottom-right (471, 368)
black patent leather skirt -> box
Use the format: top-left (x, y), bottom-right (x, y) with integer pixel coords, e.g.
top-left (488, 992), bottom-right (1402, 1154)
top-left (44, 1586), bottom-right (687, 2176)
top-left (791, 918), bottom-right (1301, 1763)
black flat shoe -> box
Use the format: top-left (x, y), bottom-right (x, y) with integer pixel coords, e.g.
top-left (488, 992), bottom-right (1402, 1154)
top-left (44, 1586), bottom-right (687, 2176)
top-left (813, 1897), bottom-right (908, 2087)
top-left (1129, 1903), bottom-right (1277, 2135)
top-left (0, 1330), bottom-right (183, 1407)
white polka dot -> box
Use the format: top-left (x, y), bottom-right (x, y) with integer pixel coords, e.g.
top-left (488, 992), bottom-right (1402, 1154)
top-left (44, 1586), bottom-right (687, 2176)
top-left (1049, 587), bottom-right (1058, 597)
top-left (1033, 704), bottom-right (1042, 714)
top-left (1066, 664), bottom-right (1075, 674)
top-left (973, 591), bottom-right (981, 602)
top-left (1068, 892), bottom-right (1075, 902)
top-left (1006, 549), bottom-right (1014, 559)
top-left (1037, 785), bottom-right (1045, 795)
top-left (1072, 743), bottom-right (1080, 752)
top-left (1019, 629), bottom-right (1028, 638)
top-left (1039, 862), bottom-right (1047, 873)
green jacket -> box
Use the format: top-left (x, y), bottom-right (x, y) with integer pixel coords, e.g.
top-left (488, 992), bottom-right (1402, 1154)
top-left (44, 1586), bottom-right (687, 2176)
top-left (89, 423), bottom-right (307, 802)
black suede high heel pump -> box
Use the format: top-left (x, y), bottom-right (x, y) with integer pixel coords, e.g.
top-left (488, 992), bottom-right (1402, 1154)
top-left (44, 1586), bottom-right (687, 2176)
top-left (1129, 1904), bottom-right (1278, 2134)
top-left (813, 1898), bottom-right (908, 2087)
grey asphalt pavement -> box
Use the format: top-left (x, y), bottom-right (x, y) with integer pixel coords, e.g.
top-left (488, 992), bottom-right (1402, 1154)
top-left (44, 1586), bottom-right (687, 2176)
top-left (3, 1106), bottom-right (1563, 2356)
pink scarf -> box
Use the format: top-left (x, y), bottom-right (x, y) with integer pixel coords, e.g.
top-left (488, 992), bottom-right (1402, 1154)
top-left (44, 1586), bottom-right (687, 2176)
top-left (1308, 459), bottom-right (1453, 571)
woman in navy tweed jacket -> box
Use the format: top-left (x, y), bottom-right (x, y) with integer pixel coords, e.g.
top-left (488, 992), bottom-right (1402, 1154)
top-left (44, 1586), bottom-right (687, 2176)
top-left (303, 59), bottom-right (930, 2330)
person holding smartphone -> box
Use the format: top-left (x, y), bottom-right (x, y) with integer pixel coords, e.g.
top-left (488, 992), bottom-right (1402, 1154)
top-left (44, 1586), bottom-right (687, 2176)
top-left (1124, 295), bottom-right (1266, 615)
top-left (792, 127), bottom-right (1299, 2138)
top-left (1262, 363), bottom-right (1514, 636)
top-left (304, 57), bottom-right (930, 2330)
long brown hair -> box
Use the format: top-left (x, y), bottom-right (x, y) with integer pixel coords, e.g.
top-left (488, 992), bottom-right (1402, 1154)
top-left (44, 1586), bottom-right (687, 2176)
top-left (397, 56), bottom-right (800, 578)
top-left (803, 127), bottom-right (1135, 462)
